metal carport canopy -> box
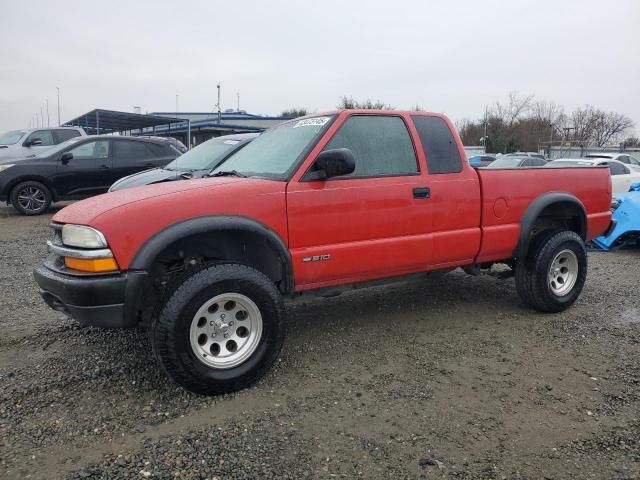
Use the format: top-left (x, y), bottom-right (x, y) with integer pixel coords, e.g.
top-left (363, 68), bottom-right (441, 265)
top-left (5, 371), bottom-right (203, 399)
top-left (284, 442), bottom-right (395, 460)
top-left (62, 109), bottom-right (184, 135)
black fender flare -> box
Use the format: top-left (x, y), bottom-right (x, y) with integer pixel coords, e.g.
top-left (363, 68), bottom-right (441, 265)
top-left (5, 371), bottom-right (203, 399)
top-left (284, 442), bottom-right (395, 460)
top-left (129, 215), bottom-right (293, 290)
top-left (514, 192), bottom-right (587, 258)
top-left (122, 215), bottom-right (294, 325)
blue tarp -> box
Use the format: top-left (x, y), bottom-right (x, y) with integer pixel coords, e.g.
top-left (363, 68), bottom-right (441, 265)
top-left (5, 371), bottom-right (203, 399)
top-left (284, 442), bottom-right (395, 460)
top-left (592, 183), bottom-right (640, 251)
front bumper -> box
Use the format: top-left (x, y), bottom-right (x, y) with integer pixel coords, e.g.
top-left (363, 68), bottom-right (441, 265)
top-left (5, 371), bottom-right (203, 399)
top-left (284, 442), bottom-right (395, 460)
top-left (33, 258), bottom-right (135, 328)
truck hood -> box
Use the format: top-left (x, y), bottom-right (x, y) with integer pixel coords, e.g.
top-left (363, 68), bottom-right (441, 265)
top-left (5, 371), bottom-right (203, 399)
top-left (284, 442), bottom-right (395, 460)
top-left (53, 176), bottom-right (262, 225)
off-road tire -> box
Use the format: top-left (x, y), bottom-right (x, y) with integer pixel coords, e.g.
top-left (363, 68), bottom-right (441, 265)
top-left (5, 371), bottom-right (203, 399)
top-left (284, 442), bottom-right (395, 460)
top-left (150, 263), bottom-right (286, 395)
top-left (10, 180), bottom-right (52, 215)
top-left (515, 230), bottom-right (587, 313)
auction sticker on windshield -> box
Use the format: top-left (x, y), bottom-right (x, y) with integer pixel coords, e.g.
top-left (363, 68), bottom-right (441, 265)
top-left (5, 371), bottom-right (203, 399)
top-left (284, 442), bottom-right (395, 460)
top-left (293, 117), bottom-right (330, 128)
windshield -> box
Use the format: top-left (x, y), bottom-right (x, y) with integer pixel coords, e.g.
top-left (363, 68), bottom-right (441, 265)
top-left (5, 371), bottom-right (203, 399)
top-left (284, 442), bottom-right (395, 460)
top-left (165, 137), bottom-right (244, 171)
top-left (210, 116), bottom-right (335, 179)
top-left (33, 137), bottom-right (84, 158)
top-left (0, 130), bottom-right (26, 145)
top-left (486, 157), bottom-right (524, 168)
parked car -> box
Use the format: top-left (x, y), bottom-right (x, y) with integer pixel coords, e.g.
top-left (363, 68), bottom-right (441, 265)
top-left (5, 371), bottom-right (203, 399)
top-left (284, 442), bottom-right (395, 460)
top-left (486, 155), bottom-right (547, 168)
top-left (503, 151), bottom-right (546, 160)
top-left (546, 158), bottom-right (640, 198)
top-left (583, 153), bottom-right (640, 171)
top-left (0, 135), bottom-right (179, 215)
top-left (34, 110), bottom-right (612, 395)
top-left (138, 136), bottom-right (188, 154)
top-left (0, 127), bottom-right (86, 160)
top-left (467, 155), bottom-right (496, 167)
top-left (109, 133), bottom-right (258, 192)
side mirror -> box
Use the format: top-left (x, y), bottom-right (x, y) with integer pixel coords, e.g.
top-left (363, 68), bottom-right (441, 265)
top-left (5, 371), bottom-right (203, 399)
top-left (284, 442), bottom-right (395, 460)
top-left (60, 152), bottom-right (73, 164)
top-left (26, 138), bottom-right (43, 147)
top-left (310, 148), bottom-right (356, 180)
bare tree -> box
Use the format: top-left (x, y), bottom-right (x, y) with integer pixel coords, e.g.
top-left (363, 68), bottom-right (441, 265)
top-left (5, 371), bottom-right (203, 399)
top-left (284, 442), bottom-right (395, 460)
top-left (491, 91), bottom-right (534, 126)
top-left (281, 108), bottom-right (308, 118)
top-left (623, 136), bottom-right (640, 148)
top-left (568, 106), bottom-right (634, 147)
top-left (337, 96), bottom-right (394, 110)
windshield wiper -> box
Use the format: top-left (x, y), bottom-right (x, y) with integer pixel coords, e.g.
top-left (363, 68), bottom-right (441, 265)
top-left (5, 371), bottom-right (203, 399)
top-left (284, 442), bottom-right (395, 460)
top-left (208, 170), bottom-right (248, 178)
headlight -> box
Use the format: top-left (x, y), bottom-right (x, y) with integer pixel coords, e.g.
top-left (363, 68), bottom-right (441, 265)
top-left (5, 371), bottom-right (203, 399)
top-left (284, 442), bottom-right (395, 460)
top-left (62, 224), bottom-right (108, 248)
top-left (0, 164), bottom-right (15, 172)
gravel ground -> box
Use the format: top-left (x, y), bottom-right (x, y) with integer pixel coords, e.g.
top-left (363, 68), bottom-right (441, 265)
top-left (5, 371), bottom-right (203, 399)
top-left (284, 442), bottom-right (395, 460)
top-left (0, 204), bottom-right (638, 479)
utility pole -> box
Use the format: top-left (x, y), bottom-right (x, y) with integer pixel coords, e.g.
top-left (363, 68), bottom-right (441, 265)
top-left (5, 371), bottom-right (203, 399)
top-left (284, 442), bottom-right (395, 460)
top-left (40, 107), bottom-right (44, 128)
top-left (237, 92), bottom-right (240, 112)
top-left (217, 84), bottom-right (221, 123)
top-left (56, 87), bottom-right (61, 126)
top-left (46, 99), bottom-right (50, 127)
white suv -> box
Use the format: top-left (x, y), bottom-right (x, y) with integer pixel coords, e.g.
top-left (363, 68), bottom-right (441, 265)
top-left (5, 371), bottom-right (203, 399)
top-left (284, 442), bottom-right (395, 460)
top-left (0, 127), bottom-right (86, 160)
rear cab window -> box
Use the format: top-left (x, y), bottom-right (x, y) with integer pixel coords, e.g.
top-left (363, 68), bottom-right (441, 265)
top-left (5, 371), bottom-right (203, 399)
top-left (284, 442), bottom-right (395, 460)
top-left (411, 116), bottom-right (462, 174)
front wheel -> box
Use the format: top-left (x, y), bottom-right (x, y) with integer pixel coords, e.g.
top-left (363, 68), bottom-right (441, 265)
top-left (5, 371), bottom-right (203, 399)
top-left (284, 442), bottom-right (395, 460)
top-left (515, 230), bottom-right (587, 313)
top-left (150, 263), bottom-right (286, 395)
top-left (10, 181), bottom-right (52, 215)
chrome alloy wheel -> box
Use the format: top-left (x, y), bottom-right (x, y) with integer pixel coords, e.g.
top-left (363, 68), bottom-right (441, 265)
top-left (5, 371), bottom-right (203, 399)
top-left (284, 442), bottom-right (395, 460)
top-left (548, 249), bottom-right (579, 296)
top-left (189, 293), bottom-right (263, 369)
top-left (17, 186), bottom-right (47, 213)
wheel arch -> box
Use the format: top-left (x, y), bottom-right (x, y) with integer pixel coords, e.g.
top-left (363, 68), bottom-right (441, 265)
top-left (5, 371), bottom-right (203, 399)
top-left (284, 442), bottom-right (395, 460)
top-left (6, 175), bottom-right (57, 201)
top-left (514, 192), bottom-right (587, 258)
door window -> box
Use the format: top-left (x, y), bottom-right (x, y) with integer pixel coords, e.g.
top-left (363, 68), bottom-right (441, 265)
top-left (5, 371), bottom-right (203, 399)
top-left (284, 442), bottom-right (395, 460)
top-left (114, 141), bottom-right (155, 161)
top-left (54, 129), bottom-right (82, 143)
top-left (68, 140), bottom-right (110, 160)
top-left (26, 130), bottom-right (54, 146)
top-left (321, 115), bottom-right (418, 177)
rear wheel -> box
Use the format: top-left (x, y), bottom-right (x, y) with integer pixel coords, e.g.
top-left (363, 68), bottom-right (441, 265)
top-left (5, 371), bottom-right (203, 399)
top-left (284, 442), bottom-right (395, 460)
top-left (10, 181), bottom-right (52, 215)
top-left (515, 230), bottom-right (587, 313)
top-left (150, 263), bottom-right (286, 395)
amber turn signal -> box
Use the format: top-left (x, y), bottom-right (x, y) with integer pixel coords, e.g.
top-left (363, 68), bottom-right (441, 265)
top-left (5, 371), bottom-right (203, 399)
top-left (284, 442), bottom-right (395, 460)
top-left (64, 257), bottom-right (119, 273)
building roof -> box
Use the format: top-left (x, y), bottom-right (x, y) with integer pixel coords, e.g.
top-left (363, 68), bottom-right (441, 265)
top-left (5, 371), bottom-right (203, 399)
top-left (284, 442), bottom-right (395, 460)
top-left (63, 109), bottom-right (183, 134)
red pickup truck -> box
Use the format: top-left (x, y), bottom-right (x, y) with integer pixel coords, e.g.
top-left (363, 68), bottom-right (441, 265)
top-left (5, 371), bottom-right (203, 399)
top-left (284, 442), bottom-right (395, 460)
top-left (34, 110), bottom-right (612, 394)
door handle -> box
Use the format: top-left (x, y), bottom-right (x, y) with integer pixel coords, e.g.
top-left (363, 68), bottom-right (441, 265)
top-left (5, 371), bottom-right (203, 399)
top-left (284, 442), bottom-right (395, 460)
top-left (413, 187), bottom-right (430, 199)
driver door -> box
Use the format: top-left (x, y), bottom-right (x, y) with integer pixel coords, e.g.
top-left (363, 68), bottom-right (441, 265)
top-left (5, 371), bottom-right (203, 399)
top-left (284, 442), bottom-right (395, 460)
top-left (286, 114), bottom-right (433, 290)
top-left (52, 139), bottom-right (114, 198)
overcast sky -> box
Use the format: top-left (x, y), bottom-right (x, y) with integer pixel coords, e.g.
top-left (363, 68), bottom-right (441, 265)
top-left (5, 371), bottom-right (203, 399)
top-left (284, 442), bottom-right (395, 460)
top-left (1, 0), bottom-right (638, 133)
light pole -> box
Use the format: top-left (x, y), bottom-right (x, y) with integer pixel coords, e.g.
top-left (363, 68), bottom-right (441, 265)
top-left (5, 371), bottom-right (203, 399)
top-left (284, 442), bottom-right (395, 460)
top-left (56, 87), bottom-right (61, 126)
top-left (46, 99), bottom-right (50, 127)
top-left (217, 84), bottom-right (221, 123)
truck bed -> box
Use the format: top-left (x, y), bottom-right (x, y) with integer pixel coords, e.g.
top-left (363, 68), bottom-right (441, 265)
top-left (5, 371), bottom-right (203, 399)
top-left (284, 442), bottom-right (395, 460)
top-left (475, 166), bottom-right (612, 263)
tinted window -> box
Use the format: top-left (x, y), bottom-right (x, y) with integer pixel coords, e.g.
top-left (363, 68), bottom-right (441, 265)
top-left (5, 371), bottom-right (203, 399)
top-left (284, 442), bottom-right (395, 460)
top-left (54, 129), bottom-right (81, 143)
top-left (323, 115), bottom-right (418, 177)
top-left (26, 130), bottom-right (54, 146)
top-left (114, 141), bottom-right (154, 160)
top-left (147, 142), bottom-right (172, 156)
top-left (69, 140), bottom-right (110, 160)
top-left (411, 116), bottom-right (461, 174)
top-left (617, 155), bottom-right (630, 164)
top-left (532, 158), bottom-right (547, 166)
top-left (628, 155), bottom-right (640, 166)
top-left (604, 162), bottom-right (628, 175)
top-left (521, 158), bottom-right (533, 167)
